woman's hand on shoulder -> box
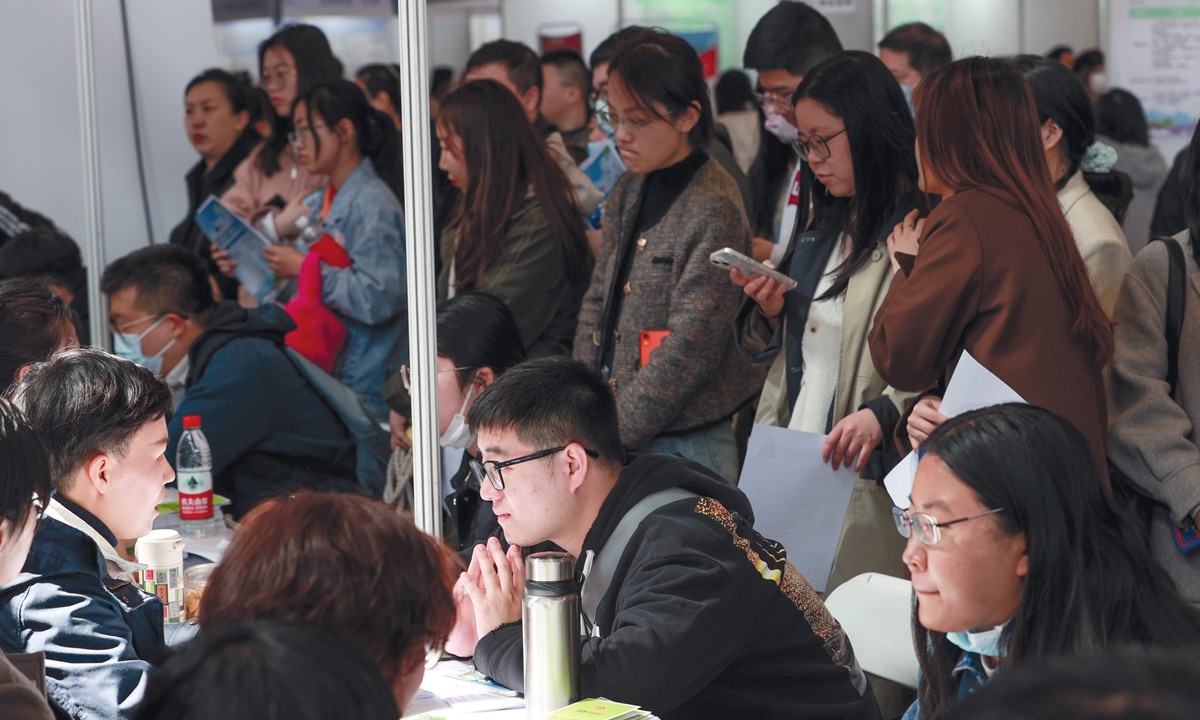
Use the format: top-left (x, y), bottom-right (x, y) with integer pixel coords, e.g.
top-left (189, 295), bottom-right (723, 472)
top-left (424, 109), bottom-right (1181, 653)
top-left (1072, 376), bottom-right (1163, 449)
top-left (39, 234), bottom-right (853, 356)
top-left (730, 262), bottom-right (786, 324)
top-left (886, 209), bottom-right (925, 273)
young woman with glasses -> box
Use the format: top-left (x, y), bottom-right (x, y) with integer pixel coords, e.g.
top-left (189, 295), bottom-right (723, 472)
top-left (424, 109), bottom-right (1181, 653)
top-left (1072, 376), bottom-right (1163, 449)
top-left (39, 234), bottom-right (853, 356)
top-left (729, 50), bottom-right (933, 592)
top-left (573, 30), bottom-right (764, 482)
top-left (869, 57), bottom-right (1113, 489)
top-left (898, 403), bottom-right (1200, 720)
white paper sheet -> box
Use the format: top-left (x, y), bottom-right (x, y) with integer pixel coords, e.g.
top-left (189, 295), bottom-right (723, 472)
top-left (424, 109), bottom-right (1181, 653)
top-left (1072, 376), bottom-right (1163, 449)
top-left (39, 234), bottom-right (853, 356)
top-left (738, 425), bottom-right (859, 593)
top-left (883, 352), bottom-right (1026, 507)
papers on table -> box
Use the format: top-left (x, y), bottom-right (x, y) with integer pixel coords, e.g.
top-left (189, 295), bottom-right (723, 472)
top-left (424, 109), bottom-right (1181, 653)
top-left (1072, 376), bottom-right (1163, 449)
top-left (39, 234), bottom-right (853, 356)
top-left (405, 660), bottom-right (524, 719)
top-left (883, 351), bottom-right (1026, 507)
top-left (193, 195), bottom-right (281, 304)
top-left (738, 425), bottom-right (859, 593)
top-left (543, 699), bottom-right (659, 719)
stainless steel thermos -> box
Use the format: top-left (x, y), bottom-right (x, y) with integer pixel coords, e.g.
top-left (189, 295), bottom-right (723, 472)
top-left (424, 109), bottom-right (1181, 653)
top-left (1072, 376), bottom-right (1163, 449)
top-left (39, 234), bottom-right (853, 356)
top-left (523, 552), bottom-right (580, 718)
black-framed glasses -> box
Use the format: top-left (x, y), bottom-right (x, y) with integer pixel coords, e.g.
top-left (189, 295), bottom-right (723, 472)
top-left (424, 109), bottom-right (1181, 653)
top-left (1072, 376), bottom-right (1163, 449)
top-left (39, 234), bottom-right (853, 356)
top-left (470, 445), bottom-right (600, 492)
top-left (893, 506), bottom-right (1005, 546)
top-left (791, 128), bottom-right (847, 162)
top-left (287, 123), bottom-right (328, 147)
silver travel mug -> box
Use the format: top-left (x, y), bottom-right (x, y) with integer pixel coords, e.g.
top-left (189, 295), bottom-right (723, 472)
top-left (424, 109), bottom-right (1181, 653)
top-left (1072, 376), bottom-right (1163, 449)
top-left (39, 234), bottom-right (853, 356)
top-left (523, 552), bottom-right (580, 718)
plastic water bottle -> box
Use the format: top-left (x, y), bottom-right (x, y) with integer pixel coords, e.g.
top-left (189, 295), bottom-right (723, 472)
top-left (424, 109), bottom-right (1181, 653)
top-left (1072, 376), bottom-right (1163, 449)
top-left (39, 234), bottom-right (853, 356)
top-left (177, 415), bottom-right (215, 538)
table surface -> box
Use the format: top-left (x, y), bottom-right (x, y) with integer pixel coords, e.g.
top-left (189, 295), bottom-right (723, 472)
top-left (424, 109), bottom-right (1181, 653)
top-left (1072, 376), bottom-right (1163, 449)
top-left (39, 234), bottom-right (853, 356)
top-left (404, 660), bottom-right (526, 719)
top-left (151, 488), bottom-right (234, 564)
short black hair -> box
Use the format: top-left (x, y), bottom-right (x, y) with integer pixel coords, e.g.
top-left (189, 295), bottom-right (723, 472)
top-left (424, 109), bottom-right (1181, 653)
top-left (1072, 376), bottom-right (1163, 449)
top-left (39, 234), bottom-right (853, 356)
top-left (743, 2), bottom-right (842, 76)
top-left (466, 39), bottom-right (542, 94)
top-left (101, 245), bottom-right (216, 325)
top-left (131, 621), bottom-right (399, 720)
top-left (9, 347), bottom-right (173, 493)
top-left (1073, 49), bottom-right (1105, 75)
top-left (185, 68), bottom-right (253, 116)
top-left (1097, 89), bottom-right (1150, 147)
top-left (0, 279), bottom-right (78, 394)
top-left (943, 649), bottom-right (1200, 720)
top-left (0, 398), bottom-right (52, 537)
top-left (608, 30), bottom-right (715, 150)
top-left (541, 48), bottom-right (591, 98)
top-left (437, 293), bottom-right (527, 389)
top-left (878, 22), bottom-right (952, 75)
top-left (1047, 45), bottom-right (1073, 62)
top-left (0, 227), bottom-right (86, 298)
top-left (589, 26), bottom-right (653, 71)
top-left (468, 357), bottom-right (625, 467)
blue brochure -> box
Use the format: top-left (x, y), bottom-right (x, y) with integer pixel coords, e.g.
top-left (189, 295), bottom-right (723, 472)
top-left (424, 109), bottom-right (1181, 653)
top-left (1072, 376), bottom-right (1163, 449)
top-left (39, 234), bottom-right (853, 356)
top-left (194, 195), bottom-right (281, 304)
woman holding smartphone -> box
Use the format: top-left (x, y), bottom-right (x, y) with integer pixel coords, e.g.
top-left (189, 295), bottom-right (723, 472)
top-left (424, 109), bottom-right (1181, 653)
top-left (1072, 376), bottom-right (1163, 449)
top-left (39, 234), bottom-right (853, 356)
top-left (573, 30), bottom-right (764, 482)
top-left (730, 50), bottom-right (932, 591)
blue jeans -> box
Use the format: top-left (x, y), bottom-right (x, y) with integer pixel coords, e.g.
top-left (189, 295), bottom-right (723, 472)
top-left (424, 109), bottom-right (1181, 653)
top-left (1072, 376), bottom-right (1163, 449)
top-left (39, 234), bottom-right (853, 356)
top-left (640, 421), bottom-right (740, 484)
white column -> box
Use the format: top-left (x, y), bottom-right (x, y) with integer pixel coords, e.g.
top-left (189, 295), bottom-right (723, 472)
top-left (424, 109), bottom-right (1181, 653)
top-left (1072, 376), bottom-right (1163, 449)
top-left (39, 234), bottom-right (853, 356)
top-left (397, 0), bottom-right (442, 538)
top-left (74, 0), bottom-right (108, 350)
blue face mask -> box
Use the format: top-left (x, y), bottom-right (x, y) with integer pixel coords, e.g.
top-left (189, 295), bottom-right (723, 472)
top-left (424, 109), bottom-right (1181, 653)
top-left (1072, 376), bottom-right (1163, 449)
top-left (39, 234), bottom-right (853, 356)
top-left (900, 83), bottom-right (916, 116)
top-left (112, 315), bottom-right (174, 375)
top-left (945, 622), bottom-right (1008, 658)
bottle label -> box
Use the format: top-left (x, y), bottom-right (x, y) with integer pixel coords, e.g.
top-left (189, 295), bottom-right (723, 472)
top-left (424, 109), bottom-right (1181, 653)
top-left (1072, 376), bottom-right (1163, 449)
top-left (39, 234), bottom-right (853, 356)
top-left (179, 470), bottom-right (213, 520)
top-left (140, 564), bottom-right (184, 623)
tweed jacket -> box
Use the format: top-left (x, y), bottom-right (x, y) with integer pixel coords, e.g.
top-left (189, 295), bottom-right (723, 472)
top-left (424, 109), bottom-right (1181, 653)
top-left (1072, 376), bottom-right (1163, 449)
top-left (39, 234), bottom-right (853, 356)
top-left (1109, 230), bottom-right (1200, 604)
top-left (573, 157), bottom-right (767, 450)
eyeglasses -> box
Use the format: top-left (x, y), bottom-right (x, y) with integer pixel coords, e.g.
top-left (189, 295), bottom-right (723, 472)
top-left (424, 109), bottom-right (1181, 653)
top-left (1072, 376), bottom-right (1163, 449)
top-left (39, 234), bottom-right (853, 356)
top-left (791, 128), bottom-right (847, 162)
top-left (399, 364), bottom-right (474, 391)
top-left (287, 124), bottom-right (328, 147)
top-left (470, 445), bottom-right (600, 492)
top-left (893, 506), bottom-right (1005, 546)
top-left (754, 88), bottom-right (793, 109)
top-left (110, 313), bottom-right (164, 334)
top-left (594, 109), bottom-right (658, 136)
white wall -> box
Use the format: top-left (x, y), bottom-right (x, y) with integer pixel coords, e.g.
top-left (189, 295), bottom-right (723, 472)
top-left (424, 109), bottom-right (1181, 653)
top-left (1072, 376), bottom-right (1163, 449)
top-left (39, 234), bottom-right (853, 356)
top-left (0, 0), bottom-right (218, 266)
top-left (501, 0), bottom-right (619, 64)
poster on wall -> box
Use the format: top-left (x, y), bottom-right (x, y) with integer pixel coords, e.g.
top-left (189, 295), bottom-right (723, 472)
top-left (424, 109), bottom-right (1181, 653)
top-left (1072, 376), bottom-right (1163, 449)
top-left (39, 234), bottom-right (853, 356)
top-left (1110, 0), bottom-right (1200, 152)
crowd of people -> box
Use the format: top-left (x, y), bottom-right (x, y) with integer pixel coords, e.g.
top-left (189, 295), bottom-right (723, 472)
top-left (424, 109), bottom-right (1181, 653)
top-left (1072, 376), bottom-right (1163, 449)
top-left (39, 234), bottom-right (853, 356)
top-left (1, 2), bottom-right (1199, 719)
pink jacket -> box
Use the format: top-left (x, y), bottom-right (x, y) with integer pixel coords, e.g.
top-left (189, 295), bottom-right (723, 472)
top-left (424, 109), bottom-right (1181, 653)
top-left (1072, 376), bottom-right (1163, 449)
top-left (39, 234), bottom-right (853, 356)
top-left (221, 142), bottom-right (326, 226)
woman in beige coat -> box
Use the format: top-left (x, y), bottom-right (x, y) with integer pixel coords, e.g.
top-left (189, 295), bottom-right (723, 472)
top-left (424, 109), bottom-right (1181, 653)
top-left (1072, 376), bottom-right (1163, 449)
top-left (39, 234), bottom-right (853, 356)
top-left (732, 52), bottom-right (930, 592)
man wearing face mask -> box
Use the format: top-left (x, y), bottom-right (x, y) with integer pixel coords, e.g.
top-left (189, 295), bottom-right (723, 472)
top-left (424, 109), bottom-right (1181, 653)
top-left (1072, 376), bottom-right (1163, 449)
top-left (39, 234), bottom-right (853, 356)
top-left (743, 2), bottom-right (843, 265)
top-left (102, 246), bottom-right (372, 519)
top-left (877, 22), bottom-right (952, 115)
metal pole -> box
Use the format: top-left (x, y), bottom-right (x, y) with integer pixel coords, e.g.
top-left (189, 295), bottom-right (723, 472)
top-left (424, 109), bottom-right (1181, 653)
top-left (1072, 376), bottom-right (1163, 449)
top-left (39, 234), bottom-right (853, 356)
top-left (397, 0), bottom-right (442, 538)
top-left (74, 0), bottom-right (108, 350)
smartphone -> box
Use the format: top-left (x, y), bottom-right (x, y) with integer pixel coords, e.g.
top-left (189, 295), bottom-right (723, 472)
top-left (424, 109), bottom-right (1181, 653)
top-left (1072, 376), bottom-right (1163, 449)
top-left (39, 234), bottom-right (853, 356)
top-left (709, 248), bottom-right (798, 291)
top-left (1173, 522), bottom-right (1200, 553)
top-left (640, 330), bottom-right (670, 367)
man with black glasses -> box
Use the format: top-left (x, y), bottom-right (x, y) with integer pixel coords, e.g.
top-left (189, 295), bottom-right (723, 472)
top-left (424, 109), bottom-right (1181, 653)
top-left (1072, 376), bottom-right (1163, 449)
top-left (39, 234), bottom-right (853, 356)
top-left (448, 357), bottom-right (881, 720)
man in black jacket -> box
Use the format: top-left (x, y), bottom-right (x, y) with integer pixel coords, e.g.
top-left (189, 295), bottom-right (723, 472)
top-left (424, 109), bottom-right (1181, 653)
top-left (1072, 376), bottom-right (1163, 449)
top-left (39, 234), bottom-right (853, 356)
top-left (453, 357), bottom-right (880, 720)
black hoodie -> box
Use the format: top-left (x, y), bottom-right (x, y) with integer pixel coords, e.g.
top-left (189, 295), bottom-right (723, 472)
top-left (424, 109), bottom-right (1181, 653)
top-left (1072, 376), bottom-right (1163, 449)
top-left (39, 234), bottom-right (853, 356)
top-left (168, 302), bottom-right (358, 518)
top-left (473, 453), bottom-right (881, 720)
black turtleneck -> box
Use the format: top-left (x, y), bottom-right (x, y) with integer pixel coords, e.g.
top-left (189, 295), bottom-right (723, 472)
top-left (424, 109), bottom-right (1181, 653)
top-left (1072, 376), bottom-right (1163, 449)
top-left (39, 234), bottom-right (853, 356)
top-left (633, 150), bottom-right (709, 235)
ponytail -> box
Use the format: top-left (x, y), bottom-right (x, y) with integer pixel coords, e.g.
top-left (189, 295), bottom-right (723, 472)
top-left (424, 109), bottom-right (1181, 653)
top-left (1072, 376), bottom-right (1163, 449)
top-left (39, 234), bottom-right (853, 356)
top-left (296, 80), bottom-right (404, 207)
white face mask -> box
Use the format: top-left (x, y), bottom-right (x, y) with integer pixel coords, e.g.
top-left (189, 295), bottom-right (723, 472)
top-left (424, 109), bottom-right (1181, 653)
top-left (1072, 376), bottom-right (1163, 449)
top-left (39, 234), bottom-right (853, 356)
top-left (112, 315), bottom-right (175, 376)
top-left (439, 371), bottom-right (479, 449)
top-left (1089, 72), bottom-right (1108, 94)
top-left (763, 106), bottom-right (800, 143)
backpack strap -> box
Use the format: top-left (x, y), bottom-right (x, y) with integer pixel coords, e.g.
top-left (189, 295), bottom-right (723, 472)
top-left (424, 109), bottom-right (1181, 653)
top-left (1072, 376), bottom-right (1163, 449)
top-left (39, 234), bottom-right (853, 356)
top-left (579, 487), bottom-right (698, 636)
top-left (1154, 236), bottom-right (1187, 397)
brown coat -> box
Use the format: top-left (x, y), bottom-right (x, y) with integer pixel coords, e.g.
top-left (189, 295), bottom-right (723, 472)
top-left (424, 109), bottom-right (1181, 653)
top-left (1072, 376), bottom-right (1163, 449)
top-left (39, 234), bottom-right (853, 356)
top-left (868, 188), bottom-right (1110, 489)
top-left (573, 157), bottom-right (766, 449)
top-left (0, 653), bottom-right (53, 720)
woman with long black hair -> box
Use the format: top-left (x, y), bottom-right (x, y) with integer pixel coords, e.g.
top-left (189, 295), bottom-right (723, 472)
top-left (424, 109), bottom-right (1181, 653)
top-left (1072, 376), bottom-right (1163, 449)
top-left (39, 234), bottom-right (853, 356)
top-left (1014, 55), bottom-right (1133, 316)
top-left (731, 50), bottom-right (931, 590)
top-left (899, 404), bottom-right (1200, 719)
top-left (435, 79), bottom-right (591, 359)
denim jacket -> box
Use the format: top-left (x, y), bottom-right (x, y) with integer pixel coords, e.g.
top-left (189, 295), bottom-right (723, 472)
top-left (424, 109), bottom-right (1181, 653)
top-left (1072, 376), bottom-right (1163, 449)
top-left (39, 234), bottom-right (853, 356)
top-left (0, 500), bottom-right (165, 720)
top-left (902, 652), bottom-right (993, 720)
top-left (303, 157), bottom-right (407, 422)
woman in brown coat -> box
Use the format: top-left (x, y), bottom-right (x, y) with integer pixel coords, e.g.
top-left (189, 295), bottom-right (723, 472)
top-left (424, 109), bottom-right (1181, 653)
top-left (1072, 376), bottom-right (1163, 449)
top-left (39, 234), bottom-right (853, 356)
top-left (868, 57), bottom-right (1113, 490)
